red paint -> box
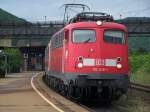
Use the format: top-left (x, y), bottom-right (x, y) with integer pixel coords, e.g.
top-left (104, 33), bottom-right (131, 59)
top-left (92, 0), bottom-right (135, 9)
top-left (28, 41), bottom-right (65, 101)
top-left (45, 21), bottom-right (129, 76)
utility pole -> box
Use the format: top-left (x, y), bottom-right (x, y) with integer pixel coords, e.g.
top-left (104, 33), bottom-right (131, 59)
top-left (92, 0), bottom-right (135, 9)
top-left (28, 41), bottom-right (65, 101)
top-left (44, 16), bottom-right (47, 24)
top-left (120, 14), bottom-right (122, 19)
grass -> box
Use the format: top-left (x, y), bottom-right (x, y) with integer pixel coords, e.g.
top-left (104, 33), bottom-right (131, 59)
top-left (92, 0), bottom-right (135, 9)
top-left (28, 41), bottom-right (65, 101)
top-left (129, 52), bottom-right (150, 86)
top-left (114, 90), bottom-right (150, 112)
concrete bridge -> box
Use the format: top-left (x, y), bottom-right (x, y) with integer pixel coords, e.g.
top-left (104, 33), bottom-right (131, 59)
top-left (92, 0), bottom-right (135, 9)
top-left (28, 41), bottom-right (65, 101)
top-left (0, 21), bottom-right (64, 71)
top-left (0, 21), bottom-right (64, 47)
top-left (0, 20), bottom-right (150, 47)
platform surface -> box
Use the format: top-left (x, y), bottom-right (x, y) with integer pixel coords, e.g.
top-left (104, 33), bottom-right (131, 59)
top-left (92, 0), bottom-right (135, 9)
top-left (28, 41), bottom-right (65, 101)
top-left (0, 72), bottom-right (58, 112)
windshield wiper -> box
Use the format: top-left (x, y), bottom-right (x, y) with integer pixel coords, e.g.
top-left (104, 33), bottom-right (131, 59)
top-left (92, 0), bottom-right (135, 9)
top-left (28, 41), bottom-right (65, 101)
top-left (83, 38), bottom-right (91, 43)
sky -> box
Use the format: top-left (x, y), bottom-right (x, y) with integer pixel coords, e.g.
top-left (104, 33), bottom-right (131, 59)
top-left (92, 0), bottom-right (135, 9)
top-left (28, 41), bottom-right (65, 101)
top-left (0, 0), bottom-right (150, 22)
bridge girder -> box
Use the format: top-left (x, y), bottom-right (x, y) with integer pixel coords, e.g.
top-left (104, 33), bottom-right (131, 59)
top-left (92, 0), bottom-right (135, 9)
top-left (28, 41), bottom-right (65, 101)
top-left (0, 21), bottom-right (150, 47)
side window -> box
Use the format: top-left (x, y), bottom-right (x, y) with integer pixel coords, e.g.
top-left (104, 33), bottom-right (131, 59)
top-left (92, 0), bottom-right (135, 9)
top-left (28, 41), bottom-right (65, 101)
top-left (104, 30), bottom-right (125, 44)
top-left (51, 31), bottom-right (64, 49)
top-left (51, 36), bottom-right (55, 49)
top-left (64, 30), bottom-right (69, 43)
top-left (59, 32), bottom-right (63, 47)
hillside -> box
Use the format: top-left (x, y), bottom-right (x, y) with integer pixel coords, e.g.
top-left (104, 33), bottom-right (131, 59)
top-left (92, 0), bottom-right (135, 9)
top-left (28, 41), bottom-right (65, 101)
top-left (0, 8), bottom-right (27, 24)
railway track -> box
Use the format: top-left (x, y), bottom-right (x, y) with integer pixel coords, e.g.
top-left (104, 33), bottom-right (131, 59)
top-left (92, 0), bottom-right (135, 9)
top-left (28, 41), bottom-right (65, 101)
top-left (131, 82), bottom-right (150, 93)
top-left (43, 74), bottom-right (150, 112)
top-left (78, 101), bottom-right (129, 112)
top-left (67, 82), bottom-right (150, 112)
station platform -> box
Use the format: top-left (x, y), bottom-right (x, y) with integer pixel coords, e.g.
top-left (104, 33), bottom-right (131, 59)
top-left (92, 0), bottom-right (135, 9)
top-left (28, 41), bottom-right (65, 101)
top-left (0, 72), bottom-right (88, 112)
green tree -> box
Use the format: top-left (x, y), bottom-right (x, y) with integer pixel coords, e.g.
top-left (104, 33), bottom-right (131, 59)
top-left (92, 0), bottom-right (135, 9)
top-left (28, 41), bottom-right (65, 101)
top-left (4, 48), bottom-right (23, 73)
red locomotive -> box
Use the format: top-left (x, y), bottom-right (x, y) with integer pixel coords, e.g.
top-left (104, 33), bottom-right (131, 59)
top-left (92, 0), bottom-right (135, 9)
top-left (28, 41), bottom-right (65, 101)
top-left (44, 12), bottom-right (130, 101)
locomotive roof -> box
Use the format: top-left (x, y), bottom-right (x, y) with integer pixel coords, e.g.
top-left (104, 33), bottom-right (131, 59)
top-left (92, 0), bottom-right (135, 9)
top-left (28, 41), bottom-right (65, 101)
top-left (65, 21), bottom-right (127, 31)
top-left (68, 12), bottom-right (114, 24)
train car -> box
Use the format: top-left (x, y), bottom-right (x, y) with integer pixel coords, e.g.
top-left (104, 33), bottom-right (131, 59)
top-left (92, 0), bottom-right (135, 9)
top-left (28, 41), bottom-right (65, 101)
top-left (45, 12), bottom-right (130, 101)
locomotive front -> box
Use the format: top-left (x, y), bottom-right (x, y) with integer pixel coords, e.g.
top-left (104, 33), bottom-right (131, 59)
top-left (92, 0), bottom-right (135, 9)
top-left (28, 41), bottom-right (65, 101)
top-left (45, 12), bottom-right (130, 101)
top-left (63, 13), bottom-right (130, 100)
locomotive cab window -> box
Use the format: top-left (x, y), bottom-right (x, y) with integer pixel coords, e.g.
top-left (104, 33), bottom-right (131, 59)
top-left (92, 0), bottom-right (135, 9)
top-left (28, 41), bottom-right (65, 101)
top-left (104, 30), bottom-right (125, 44)
top-left (72, 30), bottom-right (96, 43)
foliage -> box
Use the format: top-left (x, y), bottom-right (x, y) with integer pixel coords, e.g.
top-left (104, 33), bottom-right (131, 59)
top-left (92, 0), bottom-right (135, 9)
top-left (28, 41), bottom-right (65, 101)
top-left (0, 8), bottom-right (27, 24)
top-left (129, 52), bottom-right (150, 85)
top-left (129, 52), bottom-right (150, 73)
top-left (4, 48), bottom-right (23, 73)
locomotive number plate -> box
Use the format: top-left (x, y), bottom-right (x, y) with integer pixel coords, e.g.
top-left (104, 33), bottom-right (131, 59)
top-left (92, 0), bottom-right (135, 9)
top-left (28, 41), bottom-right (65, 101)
top-left (95, 59), bottom-right (105, 66)
top-left (83, 59), bottom-right (95, 66)
top-left (83, 58), bottom-right (117, 67)
top-left (105, 59), bottom-right (117, 66)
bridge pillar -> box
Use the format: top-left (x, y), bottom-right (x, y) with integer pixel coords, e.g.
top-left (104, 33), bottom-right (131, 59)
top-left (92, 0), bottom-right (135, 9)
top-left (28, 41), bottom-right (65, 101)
top-left (23, 53), bottom-right (28, 71)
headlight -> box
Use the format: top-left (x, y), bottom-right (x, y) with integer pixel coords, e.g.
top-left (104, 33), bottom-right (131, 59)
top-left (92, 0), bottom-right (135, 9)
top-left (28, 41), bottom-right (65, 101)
top-left (117, 63), bottom-right (122, 69)
top-left (96, 21), bottom-right (102, 26)
top-left (77, 63), bottom-right (83, 68)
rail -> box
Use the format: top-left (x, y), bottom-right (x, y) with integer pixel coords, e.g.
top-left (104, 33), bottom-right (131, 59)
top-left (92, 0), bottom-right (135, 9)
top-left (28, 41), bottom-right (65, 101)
top-left (131, 82), bottom-right (150, 93)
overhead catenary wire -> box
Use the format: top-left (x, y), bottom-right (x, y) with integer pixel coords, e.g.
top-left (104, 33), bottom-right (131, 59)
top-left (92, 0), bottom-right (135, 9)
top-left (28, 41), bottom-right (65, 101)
top-left (60, 4), bottom-right (90, 23)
